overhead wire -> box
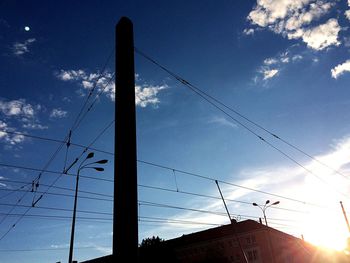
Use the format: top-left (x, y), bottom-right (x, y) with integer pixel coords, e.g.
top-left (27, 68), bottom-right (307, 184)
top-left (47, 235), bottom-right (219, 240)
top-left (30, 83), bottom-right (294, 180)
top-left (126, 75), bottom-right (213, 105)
top-left (0, 49), bottom-right (115, 241)
top-left (134, 48), bottom-right (350, 199)
top-left (0, 183), bottom-right (307, 214)
top-left (0, 131), bottom-right (329, 207)
top-left (0, 161), bottom-right (333, 210)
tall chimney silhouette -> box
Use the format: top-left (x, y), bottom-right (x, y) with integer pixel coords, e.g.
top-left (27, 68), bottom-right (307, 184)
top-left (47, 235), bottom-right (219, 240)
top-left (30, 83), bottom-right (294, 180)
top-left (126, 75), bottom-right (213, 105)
top-left (114, 17), bottom-right (138, 262)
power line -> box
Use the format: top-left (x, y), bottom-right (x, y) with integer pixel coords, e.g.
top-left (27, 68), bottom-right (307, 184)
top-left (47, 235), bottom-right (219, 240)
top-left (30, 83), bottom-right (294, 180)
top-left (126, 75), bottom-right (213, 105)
top-left (0, 184), bottom-right (306, 214)
top-left (134, 48), bottom-right (350, 198)
top-left (136, 48), bottom-right (349, 182)
top-left (0, 199), bottom-right (303, 224)
top-left (0, 161), bottom-right (332, 210)
top-left (0, 246), bottom-right (108, 252)
top-left (0, 188), bottom-right (113, 203)
top-left (0, 203), bottom-right (112, 216)
top-left (0, 183), bottom-right (31, 200)
top-left (138, 200), bottom-right (304, 223)
top-left (138, 184), bottom-right (309, 213)
top-left (0, 130), bottom-right (343, 209)
top-left (0, 119), bottom-right (114, 241)
top-left (137, 161), bottom-right (324, 208)
top-left (0, 178), bottom-right (113, 198)
top-left (0, 130), bottom-right (113, 156)
top-left (0, 50), bottom-right (116, 242)
top-left (0, 162), bottom-right (114, 182)
top-left (0, 130), bottom-right (334, 208)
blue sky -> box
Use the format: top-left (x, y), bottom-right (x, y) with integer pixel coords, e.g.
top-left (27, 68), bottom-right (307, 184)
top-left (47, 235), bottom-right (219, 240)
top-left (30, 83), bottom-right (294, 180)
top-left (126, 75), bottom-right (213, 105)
top-left (2, 0), bottom-right (350, 262)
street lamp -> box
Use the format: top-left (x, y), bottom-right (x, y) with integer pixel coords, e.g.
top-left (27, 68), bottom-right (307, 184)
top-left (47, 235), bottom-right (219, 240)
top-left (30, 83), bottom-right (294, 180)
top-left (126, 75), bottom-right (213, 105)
top-left (252, 200), bottom-right (280, 227)
top-left (68, 152), bottom-right (108, 263)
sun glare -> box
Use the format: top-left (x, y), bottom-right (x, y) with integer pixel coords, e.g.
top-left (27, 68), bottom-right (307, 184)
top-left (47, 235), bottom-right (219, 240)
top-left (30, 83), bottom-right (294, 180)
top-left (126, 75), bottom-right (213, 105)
top-left (302, 214), bottom-right (348, 251)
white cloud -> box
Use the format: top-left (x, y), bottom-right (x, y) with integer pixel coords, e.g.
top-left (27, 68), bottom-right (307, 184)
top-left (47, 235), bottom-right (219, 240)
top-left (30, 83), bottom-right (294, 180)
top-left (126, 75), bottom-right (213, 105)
top-left (263, 58), bottom-right (278, 65)
top-left (143, 135), bottom-right (350, 249)
top-left (135, 85), bottom-right (167, 108)
top-left (280, 56), bottom-right (290, 63)
top-left (263, 69), bottom-right (279, 80)
top-left (0, 99), bottom-right (35, 118)
top-left (0, 98), bottom-right (47, 130)
top-left (50, 108), bottom-right (68, 118)
top-left (243, 28), bottom-right (255, 35)
top-left (247, 1), bottom-right (340, 51)
top-left (292, 54), bottom-right (303, 61)
top-left (50, 243), bottom-right (69, 249)
top-left (257, 47), bottom-right (304, 83)
top-left (57, 69), bottom-right (167, 107)
top-left (0, 120), bottom-right (25, 145)
top-left (331, 59), bottom-right (350, 79)
top-left (93, 245), bottom-right (112, 255)
top-left (13, 38), bottom-right (36, 56)
top-left (22, 123), bottom-right (48, 130)
top-left (345, 10), bottom-right (350, 20)
top-left (301, 18), bottom-right (341, 50)
top-left (208, 116), bottom-right (237, 129)
top-left (56, 69), bottom-right (86, 81)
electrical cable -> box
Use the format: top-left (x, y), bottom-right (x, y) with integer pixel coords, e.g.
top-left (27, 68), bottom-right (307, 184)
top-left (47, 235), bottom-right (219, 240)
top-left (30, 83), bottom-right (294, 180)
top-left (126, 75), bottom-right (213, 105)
top-left (134, 48), bottom-right (350, 198)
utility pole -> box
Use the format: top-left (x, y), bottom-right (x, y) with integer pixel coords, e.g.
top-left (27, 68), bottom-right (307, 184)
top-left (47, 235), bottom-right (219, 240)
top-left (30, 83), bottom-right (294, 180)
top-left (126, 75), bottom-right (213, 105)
top-left (215, 180), bottom-right (248, 263)
top-left (114, 17), bottom-right (138, 262)
top-left (340, 201), bottom-right (350, 233)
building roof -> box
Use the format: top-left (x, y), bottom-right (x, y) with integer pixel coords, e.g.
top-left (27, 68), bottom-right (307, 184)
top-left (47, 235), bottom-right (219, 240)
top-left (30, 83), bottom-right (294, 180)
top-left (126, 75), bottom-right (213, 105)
top-left (165, 219), bottom-right (300, 247)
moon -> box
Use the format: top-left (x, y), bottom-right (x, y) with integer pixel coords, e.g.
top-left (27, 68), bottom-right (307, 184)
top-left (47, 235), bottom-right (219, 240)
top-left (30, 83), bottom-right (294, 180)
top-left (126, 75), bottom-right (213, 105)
top-left (24, 26), bottom-right (30, 31)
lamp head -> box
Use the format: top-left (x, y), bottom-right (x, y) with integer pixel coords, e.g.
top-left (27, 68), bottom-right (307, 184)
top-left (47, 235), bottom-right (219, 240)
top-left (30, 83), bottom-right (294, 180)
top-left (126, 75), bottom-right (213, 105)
top-left (95, 159), bottom-right (108, 164)
top-left (252, 203), bottom-right (258, 206)
top-left (265, 200), bottom-right (270, 205)
top-left (86, 152), bottom-right (94, 159)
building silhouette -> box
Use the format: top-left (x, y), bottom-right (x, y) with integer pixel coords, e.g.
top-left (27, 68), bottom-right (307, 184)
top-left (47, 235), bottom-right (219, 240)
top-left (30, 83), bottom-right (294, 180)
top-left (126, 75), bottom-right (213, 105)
top-left (81, 219), bottom-right (349, 263)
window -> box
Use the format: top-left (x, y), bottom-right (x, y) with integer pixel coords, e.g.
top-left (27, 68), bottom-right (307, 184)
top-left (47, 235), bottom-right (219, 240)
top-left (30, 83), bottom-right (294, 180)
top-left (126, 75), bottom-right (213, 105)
top-left (248, 251), bottom-right (253, 260)
top-left (247, 237), bottom-right (251, 244)
top-left (246, 249), bottom-right (259, 261)
top-left (252, 235), bottom-right (256, 243)
top-left (246, 235), bottom-right (257, 245)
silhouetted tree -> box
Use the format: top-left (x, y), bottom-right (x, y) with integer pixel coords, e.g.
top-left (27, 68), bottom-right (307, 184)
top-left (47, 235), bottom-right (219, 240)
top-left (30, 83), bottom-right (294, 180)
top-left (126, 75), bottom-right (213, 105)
top-left (139, 236), bottom-right (164, 248)
top-left (139, 236), bottom-right (176, 263)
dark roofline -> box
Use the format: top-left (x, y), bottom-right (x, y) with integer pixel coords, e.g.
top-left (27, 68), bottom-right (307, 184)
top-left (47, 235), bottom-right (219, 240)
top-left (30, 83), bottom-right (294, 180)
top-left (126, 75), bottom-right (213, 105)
top-left (164, 219), bottom-right (304, 247)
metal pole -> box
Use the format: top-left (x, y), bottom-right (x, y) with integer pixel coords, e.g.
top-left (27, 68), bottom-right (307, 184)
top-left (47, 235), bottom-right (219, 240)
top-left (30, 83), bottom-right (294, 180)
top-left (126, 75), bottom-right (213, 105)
top-left (215, 180), bottom-right (231, 221)
top-left (340, 201), bottom-right (350, 233)
top-left (263, 210), bottom-right (268, 227)
top-left (215, 180), bottom-right (248, 263)
top-left (114, 17), bottom-right (138, 262)
top-left (68, 169), bottom-right (80, 263)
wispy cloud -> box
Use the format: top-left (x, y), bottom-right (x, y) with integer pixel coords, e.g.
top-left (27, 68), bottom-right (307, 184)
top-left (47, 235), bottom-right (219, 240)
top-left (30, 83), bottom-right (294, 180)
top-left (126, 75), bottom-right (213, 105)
top-left (92, 245), bottom-right (112, 255)
top-left (243, 28), bottom-right (255, 35)
top-left (0, 120), bottom-right (25, 145)
top-left (255, 47), bottom-right (304, 83)
top-left (208, 116), bottom-right (237, 129)
top-left (0, 98), bottom-right (49, 146)
top-left (0, 99), bottom-right (35, 118)
top-left (142, 135), bottom-right (350, 249)
top-left (13, 38), bottom-right (36, 56)
top-left (22, 123), bottom-right (48, 130)
top-left (262, 69), bottom-right (279, 80)
top-left (50, 108), bottom-right (68, 119)
top-left (56, 69), bottom-right (167, 107)
top-left (331, 59), bottom-right (350, 79)
top-left (0, 98), bottom-right (46, 132)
